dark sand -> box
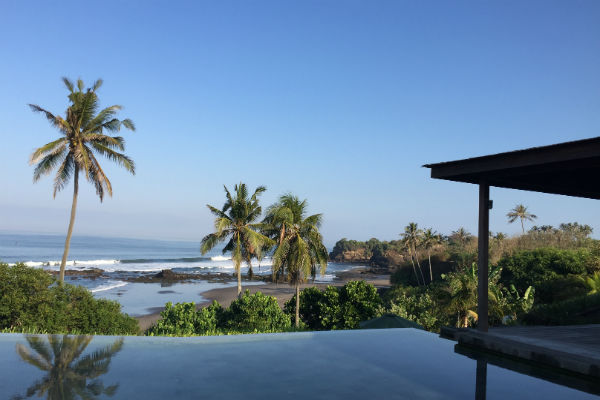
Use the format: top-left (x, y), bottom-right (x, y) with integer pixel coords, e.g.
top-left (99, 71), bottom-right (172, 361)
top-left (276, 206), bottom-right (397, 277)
top-left (135, 268), bottom-right (390, 332)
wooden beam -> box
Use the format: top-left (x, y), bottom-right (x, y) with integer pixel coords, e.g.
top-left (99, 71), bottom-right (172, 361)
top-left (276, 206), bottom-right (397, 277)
top-left (478, 183), bottom-right (490, 332)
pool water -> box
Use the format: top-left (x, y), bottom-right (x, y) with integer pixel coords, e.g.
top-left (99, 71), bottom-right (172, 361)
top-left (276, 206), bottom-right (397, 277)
top-left (0, 329), bottom-right (597, 399)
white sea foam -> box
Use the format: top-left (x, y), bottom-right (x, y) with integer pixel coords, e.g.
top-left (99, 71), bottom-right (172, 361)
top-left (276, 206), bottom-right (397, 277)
top-left (23, 259), bottom-right (119, 267)
top-left (16, 256), bottom-right (274, 273)
top-left (90, 281), bottom-right (128, 293)
top-left (210, 255), bottom-right (231, 261)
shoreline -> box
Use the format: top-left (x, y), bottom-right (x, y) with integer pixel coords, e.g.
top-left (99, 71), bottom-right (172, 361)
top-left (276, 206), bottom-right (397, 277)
top-left (135, 267), bottom-right (391, 332)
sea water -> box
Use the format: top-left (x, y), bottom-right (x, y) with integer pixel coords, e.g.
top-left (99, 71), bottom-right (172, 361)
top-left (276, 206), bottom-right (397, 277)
top-left (0, 232), bottom-right (362, 315)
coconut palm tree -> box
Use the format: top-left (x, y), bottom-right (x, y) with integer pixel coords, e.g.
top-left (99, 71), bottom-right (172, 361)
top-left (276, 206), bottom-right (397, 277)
top-left (267, 194), bottom-right (328, 327)
top-left (201, 183), bottom-right (273, 298)
top-left (14, 335), bottom-right (123, 399)
top-left (451, 227), bottom-right (473, 247)
top-left (507, 204), bottom-right (537, 234)
top-left (29, 78), bottom-right (135, 283)
top-left (401, 222), bottom-right (425, 286)
top-left (422, 228), bottom-right (442, 283)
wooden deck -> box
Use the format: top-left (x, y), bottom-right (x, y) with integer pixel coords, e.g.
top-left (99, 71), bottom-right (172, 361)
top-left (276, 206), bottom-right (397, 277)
top-left (441, 324), bottom-right (600, 378)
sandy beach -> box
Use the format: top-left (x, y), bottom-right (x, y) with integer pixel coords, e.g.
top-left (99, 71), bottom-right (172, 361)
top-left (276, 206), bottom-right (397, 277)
top-left (136, 268), bottom-right (391, 332)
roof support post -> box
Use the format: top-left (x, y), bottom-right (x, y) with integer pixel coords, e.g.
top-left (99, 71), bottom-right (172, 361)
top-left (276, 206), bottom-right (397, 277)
top-left (478, 182), bottom-right (490, 332)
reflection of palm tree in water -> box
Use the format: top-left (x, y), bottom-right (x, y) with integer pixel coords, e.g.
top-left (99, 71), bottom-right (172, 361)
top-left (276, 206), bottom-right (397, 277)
top-left (13, 335), bottom-right (123, 400)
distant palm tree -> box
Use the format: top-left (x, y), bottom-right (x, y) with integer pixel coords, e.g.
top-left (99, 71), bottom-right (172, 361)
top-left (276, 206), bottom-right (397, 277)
top-left (422, 228), bottom-right (442, 283)
top-left (201, 183), bottom-right (273, 298)
top-left (507, 204), bottom-right (537, 234)
top-left (451, 227), bottom-right (473, 247)
top-left (401, 222), bottom-right (425, 286)
top-left (14, 335), bottom-right (123, 399)
top-left (267, 194), bottom-right (328, 327)
top-left (29, 78), bottom-right (135, 283)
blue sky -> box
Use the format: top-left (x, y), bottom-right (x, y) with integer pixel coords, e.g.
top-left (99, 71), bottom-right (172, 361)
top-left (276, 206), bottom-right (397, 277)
top-left (1, 1), bottom-right (599, 246)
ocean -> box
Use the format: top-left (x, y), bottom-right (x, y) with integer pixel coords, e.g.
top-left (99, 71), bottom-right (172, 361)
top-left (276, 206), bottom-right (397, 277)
top-left (0, 233), bottom-right (362, 316)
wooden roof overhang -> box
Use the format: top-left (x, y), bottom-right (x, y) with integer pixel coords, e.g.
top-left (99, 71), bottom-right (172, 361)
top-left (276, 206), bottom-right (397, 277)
top-left (424, 137), bottom-right (600, 200)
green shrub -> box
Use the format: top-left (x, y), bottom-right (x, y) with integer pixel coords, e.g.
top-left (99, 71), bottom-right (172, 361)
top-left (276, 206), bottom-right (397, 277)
top-left (285, 286), bottom-right (342, 330)
top-left (285, 281), bottom-right (381, 330)
top-left (337, 280), bottom-right (382, 329)
top-left (498, 248), bottom-right (599, 304)
top-left (196, 300), bottom-right (224, 332)
top-left (148, 293), bottom-right (290, 336)
top-left (0, 262), bottom-right (138, 335)
top-left (522, 293), bottom-right (600, 325)
top-left (148, 302), bottom-right (199, 336)
top-left (224, 291), bottom-right (291, 332)
top-left (384, 286), bottom-right (446, 332)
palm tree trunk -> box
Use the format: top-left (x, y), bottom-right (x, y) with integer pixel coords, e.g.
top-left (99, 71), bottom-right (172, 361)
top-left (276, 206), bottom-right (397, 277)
top-left (59, 168), bottom-right (79, 284)
top-left (247, 258), bottom-right (253, 279)
top-left (295, 281), bottom-right (300, 328)
top-left (428, 251), bottom-right (433, 282)
top-left (521, 218), bottom-right (525, 234)
top-left (236, 261), bottom-right (242, 298)
top-left (414, 247), bottom-right (426, 285)
top-left (409, 255), bottom-right (420, 286)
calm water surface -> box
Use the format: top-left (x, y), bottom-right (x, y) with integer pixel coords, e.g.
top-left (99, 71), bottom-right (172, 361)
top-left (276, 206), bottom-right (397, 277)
top-left (0, 329), bottom-right (598, 399)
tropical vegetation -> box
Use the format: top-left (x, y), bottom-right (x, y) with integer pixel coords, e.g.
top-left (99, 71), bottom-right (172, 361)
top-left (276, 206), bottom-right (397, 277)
top-left (147, 291), bottom-right (292, 336)
top-left (0, 262), bottom-right (138, 335)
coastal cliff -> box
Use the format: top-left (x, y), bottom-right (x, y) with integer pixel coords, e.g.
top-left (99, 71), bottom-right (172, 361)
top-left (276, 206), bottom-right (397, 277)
top-left (329, 238), bottom-right (406, 269)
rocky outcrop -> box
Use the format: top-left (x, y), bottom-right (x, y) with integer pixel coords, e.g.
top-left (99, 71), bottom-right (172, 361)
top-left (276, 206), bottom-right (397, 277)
top-left (331, 249), bottom-right (370, 263)
top-left (370, 249), bottom-right (405, 269)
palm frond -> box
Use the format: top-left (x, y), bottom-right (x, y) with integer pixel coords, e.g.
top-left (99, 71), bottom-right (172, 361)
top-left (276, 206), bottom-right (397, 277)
top-left (90, 143), bottom-right (135, 174)
top-left (85, 150), bottom-right (113, 201)
top-left (91, 79), bottom-right (103, 92)
top-left (207, 204), bottom-right (229, 219)
top-left (83, 134), bottom-right (125, 150)
top-left (121, 118), bottom-right (135, 131)
top-left (200, 233), bottom-right (222, 254)
top-left (62, 77), bottom-right (75, 93)
top-left (85, 105), bottom-right (122, 131)
top-left (53, 153), bottom-right (75, 197)
top-left (28, 104), bottom-right (70, 133)
top-left (33, 150), bottom-right (67, 182)
top-left (30, 138), bottom-right (67, 165)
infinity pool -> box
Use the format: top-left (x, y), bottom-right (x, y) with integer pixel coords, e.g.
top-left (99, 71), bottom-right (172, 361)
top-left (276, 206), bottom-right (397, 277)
top-left (0, 329), bottom-right (597, 399)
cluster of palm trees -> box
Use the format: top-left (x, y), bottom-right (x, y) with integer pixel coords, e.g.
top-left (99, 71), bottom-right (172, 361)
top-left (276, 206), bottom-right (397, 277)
top-left (400, 223), bottom-right (444, 286)
top-left (200, 184), bottom-right (327, 327)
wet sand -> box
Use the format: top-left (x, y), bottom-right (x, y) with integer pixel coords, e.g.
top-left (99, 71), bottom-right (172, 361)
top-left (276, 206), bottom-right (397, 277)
top-left (136, 268), bottom-right (390, 332)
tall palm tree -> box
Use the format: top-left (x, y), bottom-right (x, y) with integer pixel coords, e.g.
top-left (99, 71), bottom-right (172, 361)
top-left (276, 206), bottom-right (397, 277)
top-left (29, 78), bottom-right (135, 283)
top-left (201, 183), bottom-right (273, 298)
top-left (401, 222), bottom-right (425, 286)
top-left (267, 194), bottom-right (328, 327)
top-left (15, 335), bottom-right (123, 399)
top-left (422, 228), bottom-right (442, 283)
top-left (507, 204), bottom-right (537, 234)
